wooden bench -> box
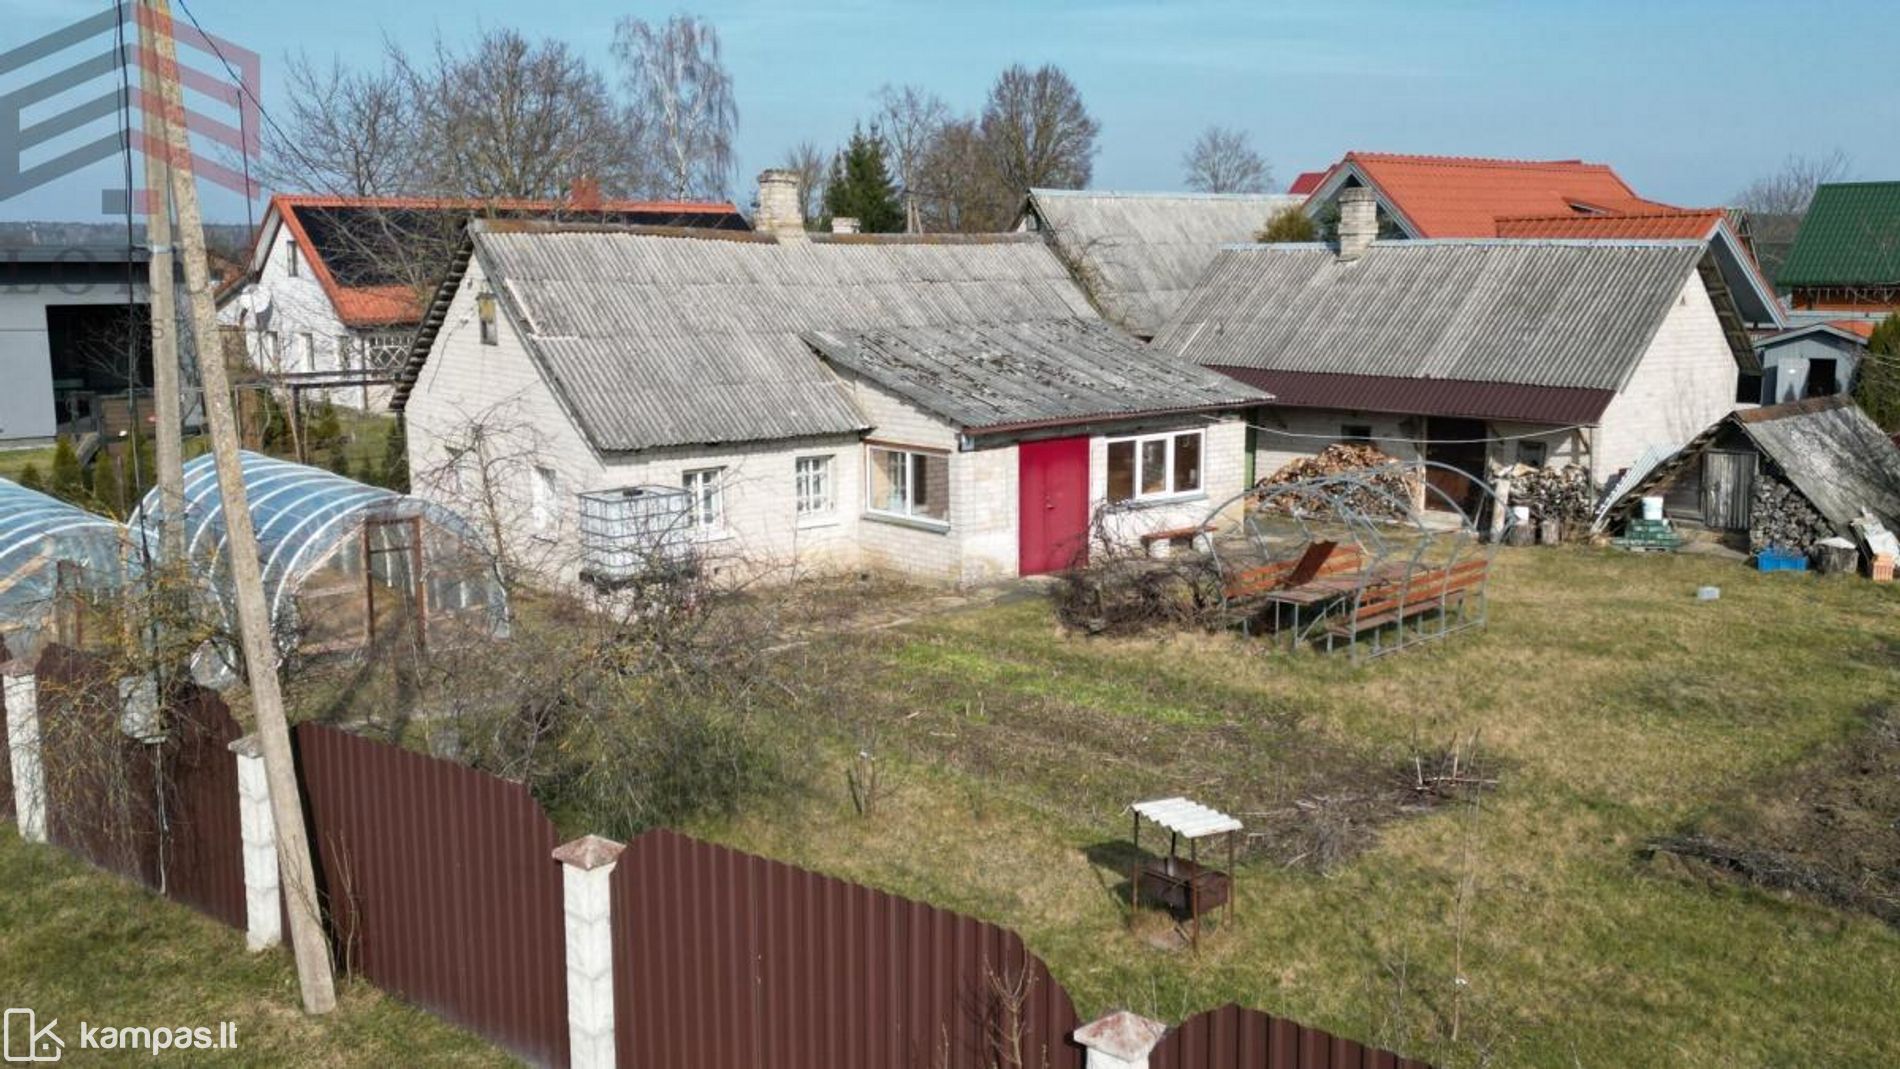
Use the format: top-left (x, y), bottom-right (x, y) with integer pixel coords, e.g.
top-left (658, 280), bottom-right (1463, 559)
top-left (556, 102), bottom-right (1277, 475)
top-left (1324, 557), bottom-right (1490, 637)
top-left (1221, 541), bottom-right (1364, 605)
top-left (1139, 523), bottom-right (1215, 559)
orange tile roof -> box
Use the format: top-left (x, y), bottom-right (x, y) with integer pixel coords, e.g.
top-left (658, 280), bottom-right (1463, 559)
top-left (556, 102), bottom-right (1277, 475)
top-left (332, 284), bottom-right (426, 327)
top-left (1829, 318), bottom-right (1878, 340)
top-left (1334, 152), bottom-right (1677, 237)
top-left (1494, 208), bottom-right (1726, 240)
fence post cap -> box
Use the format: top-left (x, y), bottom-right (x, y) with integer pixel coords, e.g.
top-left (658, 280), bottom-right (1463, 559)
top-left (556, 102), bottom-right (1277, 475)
top-left (227, 734), bottom-right (265, 758)
top-left (553, 834), bottom-right (625, 871)
top-left (1074, 1010), bottom-right (1167, 1059)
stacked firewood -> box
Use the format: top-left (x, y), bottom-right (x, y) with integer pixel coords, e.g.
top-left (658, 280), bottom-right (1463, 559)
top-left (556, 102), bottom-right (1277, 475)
top-left (1749, 475), bottom-right (1833, 553)
top-left (1258, 444), bottom-right (1416, 520)
top-left (1502, 464), bottom-right (1594, 528)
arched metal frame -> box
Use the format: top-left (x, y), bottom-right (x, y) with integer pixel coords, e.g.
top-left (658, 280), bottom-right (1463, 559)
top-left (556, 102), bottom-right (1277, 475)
top-left (1201, 461), bottom-right (1514, 660)
top-left (0, 478), bottom-right (135, 658)
top-left (130, 451), bottom-right (509, 665)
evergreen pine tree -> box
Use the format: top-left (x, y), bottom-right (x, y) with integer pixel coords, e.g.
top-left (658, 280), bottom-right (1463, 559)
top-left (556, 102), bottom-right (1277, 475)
top-left (310, 401), bottom-right (345, 468)
top-left (380, 418), bottom-right (409, 492)
top-left (89, 452), bottom-right (123, 518)
top-left (1852, 314), bottom-right (1900, 432)
top-left (49, 437), bottom-right (86, 504)
top-left (17, 462), bottom-right (46, 493)
top-left (822, 127), bottom-right (904, 234)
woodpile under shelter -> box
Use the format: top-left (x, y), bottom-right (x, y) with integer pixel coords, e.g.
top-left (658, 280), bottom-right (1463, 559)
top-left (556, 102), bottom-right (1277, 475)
top-left (1601, 396), bottom-right (1900, 553)
top-left (132, 452), bottom-right (508, 675)
top-left (0, 478), bottom-right (131, 660)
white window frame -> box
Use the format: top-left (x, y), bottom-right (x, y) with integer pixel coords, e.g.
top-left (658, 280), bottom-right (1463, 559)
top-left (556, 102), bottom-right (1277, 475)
top-left (794, 454), bottom-right (835, 521)
top-left (682, 467), bottom-right (726, 536)
top-left (295, 331), bottom-right (315, 373)
top-left (286, 239), bottom-right (301, 277)
top-left (531, 465), bottom-right (559, 532)
top-left (1106, 429), bottom-right (1204, 503)
top-left (477, 290), bottom-right (498, 346)
top-left (864, 444), bottom-right (948, 527)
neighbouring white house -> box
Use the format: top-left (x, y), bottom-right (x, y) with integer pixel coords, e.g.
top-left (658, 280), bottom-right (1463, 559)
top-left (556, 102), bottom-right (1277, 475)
top-left (1016, 188), bottom-right (1304, 339)
top-left (218, 194), bottom-right (748, 412)
top-left (1151, 188), bottom-right (1760, 515)
top-left (392, 172), bottom-right (1264, 588)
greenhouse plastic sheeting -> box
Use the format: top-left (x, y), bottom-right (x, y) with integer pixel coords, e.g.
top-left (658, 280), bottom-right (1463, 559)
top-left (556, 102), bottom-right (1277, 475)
top-left (0, 477), bottom-right (133, 659)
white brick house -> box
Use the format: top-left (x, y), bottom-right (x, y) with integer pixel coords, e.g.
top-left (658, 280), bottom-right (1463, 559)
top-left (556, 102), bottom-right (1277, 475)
top-left (393, 181), bottom-right (1262, 588)
top-left (219, 195), bottom-right (746, 412)
top-left (1152, 191), bottom-right (1760, 509)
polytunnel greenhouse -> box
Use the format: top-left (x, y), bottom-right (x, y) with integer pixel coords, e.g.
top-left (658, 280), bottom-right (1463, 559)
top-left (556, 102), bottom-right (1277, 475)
top-left (132, 452), bottom-right (508, 669)
top-left (0, 477), bottom-right (134, 660)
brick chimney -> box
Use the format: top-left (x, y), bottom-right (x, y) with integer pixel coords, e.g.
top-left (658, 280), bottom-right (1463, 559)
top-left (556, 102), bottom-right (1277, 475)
top-left (830, 217), bottom-right (860, 235)
top-left (1336, 185), bottom-right (1377, 261)
top-left (755, 169), bottom-right (808, 243)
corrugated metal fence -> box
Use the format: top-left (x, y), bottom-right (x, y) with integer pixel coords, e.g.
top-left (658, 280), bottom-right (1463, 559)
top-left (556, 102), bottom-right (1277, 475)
top-left (31, 644), bottom-right (245, 928)
top-left (7, 646), bottom-right (1428, 1069)
top-left (1153, 1004), bottom-right (1432, 1069)
top-left (293, 722), bottom-right (570, 1068)
top-left (611, 828), bottom-right (1084, 1069)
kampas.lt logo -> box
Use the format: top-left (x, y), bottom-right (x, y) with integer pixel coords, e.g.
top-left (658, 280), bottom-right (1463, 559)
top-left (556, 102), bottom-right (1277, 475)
top-left (0, 5), bottom-right (260, 215)
top-left (2, 1009), bottom-right (62, 1064)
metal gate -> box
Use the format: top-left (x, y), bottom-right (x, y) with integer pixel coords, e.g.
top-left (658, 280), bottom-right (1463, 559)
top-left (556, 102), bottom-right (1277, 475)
top-left (1701, 451), bottom-right (1757, 530)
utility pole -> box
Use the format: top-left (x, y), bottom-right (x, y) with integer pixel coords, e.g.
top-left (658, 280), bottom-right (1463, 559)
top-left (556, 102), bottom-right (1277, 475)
top-left (140, 0), bottom-right (337, 1014)
top-left (134, 2), bottom-right (184, 567)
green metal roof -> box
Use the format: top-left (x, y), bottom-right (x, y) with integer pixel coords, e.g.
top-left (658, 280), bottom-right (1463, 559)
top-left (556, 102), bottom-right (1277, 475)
top-left (1777, 181), bottom-right (1900, 287)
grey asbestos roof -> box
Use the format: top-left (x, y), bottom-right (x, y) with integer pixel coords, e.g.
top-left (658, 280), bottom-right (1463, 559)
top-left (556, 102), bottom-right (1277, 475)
top-left (1152, 239), bottom-right (1718, 393)
top-left (1734, 396), bottom-right (1900, 533)
top-left (1025, 189), bottom-right (1304, 337)
top-left (469, 226), bottom-right (1098, 452)
top-left (804, 319), bottom-right (1267, 434)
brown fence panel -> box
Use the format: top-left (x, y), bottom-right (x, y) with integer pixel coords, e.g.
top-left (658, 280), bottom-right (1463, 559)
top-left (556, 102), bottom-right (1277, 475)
top-left (159, 683), bottom-right (246, 928)
top-left (35, 645), bottom-right (160, 885)
top-left (293, 722), bottom-right (568, 1068)
top-left (31, 645), bottom-right (247, 928)
top-left (1152, 1004), bottom-right (1430, 1069)
top-left (611, 828), bottom-right (1084, 1069)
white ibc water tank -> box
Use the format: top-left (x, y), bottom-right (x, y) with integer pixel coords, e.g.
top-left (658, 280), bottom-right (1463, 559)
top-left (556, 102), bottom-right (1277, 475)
top-left (1641, 496), bottom-right (1665, 522)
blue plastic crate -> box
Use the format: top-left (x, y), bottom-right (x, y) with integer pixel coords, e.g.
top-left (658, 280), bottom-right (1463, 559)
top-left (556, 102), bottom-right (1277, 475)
top-left (1756, 547), bottom-right (1809, 572)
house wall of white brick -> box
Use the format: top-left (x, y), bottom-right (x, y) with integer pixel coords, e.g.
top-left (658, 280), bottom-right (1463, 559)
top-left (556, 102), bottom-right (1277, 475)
top-left (1593, 269), bottom-right (1741, 477)
top-left (219, 216), bottom-right (397, 411)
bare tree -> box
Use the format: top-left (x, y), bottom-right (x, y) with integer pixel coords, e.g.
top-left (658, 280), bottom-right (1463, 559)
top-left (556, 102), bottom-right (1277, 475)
top-left (613, 15), bottom-right (739, 200)
top-left (261, 53), bottom-right (415, 196)
top-left (978, 64), bottom-right (1100, 196)
top-left (913, 117), bottom-right (1009, 233)
top-left (874, 84), bottom-right (950, 232)
top-left (1183, 125), bottom-right (1270, 194)
top-left (1734, 149), bottom-right (1852, 280)
top-left (781, 141), bottom-right (829, 225)
top-left (396, 30), bottom-right (630, 200)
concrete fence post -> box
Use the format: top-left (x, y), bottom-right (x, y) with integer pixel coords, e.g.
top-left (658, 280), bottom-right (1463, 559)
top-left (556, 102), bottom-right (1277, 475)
top-left (4, 663), bottom-right (45, 843)
top-left (228, 735), bottom-right (282, 951)
top-left (1074, 1010), bottom-right (1168, 1069)
top-left (553, 834), bottom-right (624, 1069)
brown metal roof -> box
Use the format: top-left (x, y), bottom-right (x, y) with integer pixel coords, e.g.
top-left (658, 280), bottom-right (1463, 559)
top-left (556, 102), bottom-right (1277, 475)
top-left (1207, 366), bottom-right (1615, 425)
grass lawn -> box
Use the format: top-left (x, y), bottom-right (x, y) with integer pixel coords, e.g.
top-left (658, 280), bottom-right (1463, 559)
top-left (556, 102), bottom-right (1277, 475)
top-left (0, 444), bottom-right (56, 482)
top-left (0, 833), bottom-right (507, 1066)
top-left (686, 546), bottom-right (1900, 1067)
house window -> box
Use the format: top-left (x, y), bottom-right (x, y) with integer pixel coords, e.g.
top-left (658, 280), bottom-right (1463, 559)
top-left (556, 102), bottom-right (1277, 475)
top-left (1517, 440), bottom-right (1548, 468)
top-left (296, 332), bottom-right (315, 373)
top-left (866, 446), bottom-right (948, 524)
top-left (477, 290), bottom-right (498, 345)
top-left (335, 335), bottom-right (353, 369)
top-left (286, 240), bottom-right (301, 277)
top-left (1106, 429), bottom-right (1203, 503)
top-left (1340, 424), bottom-right (1374, 443)
top-left (794, 455), bottom-right (834, 516)
top-left (683, 467), bottom-right (725, 533)
top-left (531, 465), bottom-right (558, 531)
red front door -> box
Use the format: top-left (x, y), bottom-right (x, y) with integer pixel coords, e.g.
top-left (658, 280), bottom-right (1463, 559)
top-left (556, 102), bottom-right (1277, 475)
top-left (1019, 436), bottom-right (1091, 575)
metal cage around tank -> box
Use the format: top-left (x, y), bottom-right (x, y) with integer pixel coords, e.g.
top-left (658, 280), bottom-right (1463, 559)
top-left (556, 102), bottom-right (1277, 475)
top-left (130, 451), bottom-right (509, 675)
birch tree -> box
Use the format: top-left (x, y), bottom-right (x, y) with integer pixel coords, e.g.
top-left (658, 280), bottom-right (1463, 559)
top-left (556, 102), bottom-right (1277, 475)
top-left (613, 15), bottom-right (739, 200)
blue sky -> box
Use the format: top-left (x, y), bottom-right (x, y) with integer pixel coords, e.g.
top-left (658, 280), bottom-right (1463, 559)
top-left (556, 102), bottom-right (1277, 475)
top-left (3, 0), bottom-right (1897, 224)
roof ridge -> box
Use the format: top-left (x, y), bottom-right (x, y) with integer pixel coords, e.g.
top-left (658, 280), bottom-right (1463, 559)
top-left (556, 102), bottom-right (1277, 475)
top-left (1345, 151), bottom-right (1614, 172)
top-left (272, 193), bottom-right (741, 213)
top-left (1493, 207), bottom-right (1723, 222)
top-left (1031, 188), bottom-right (1297, 202)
